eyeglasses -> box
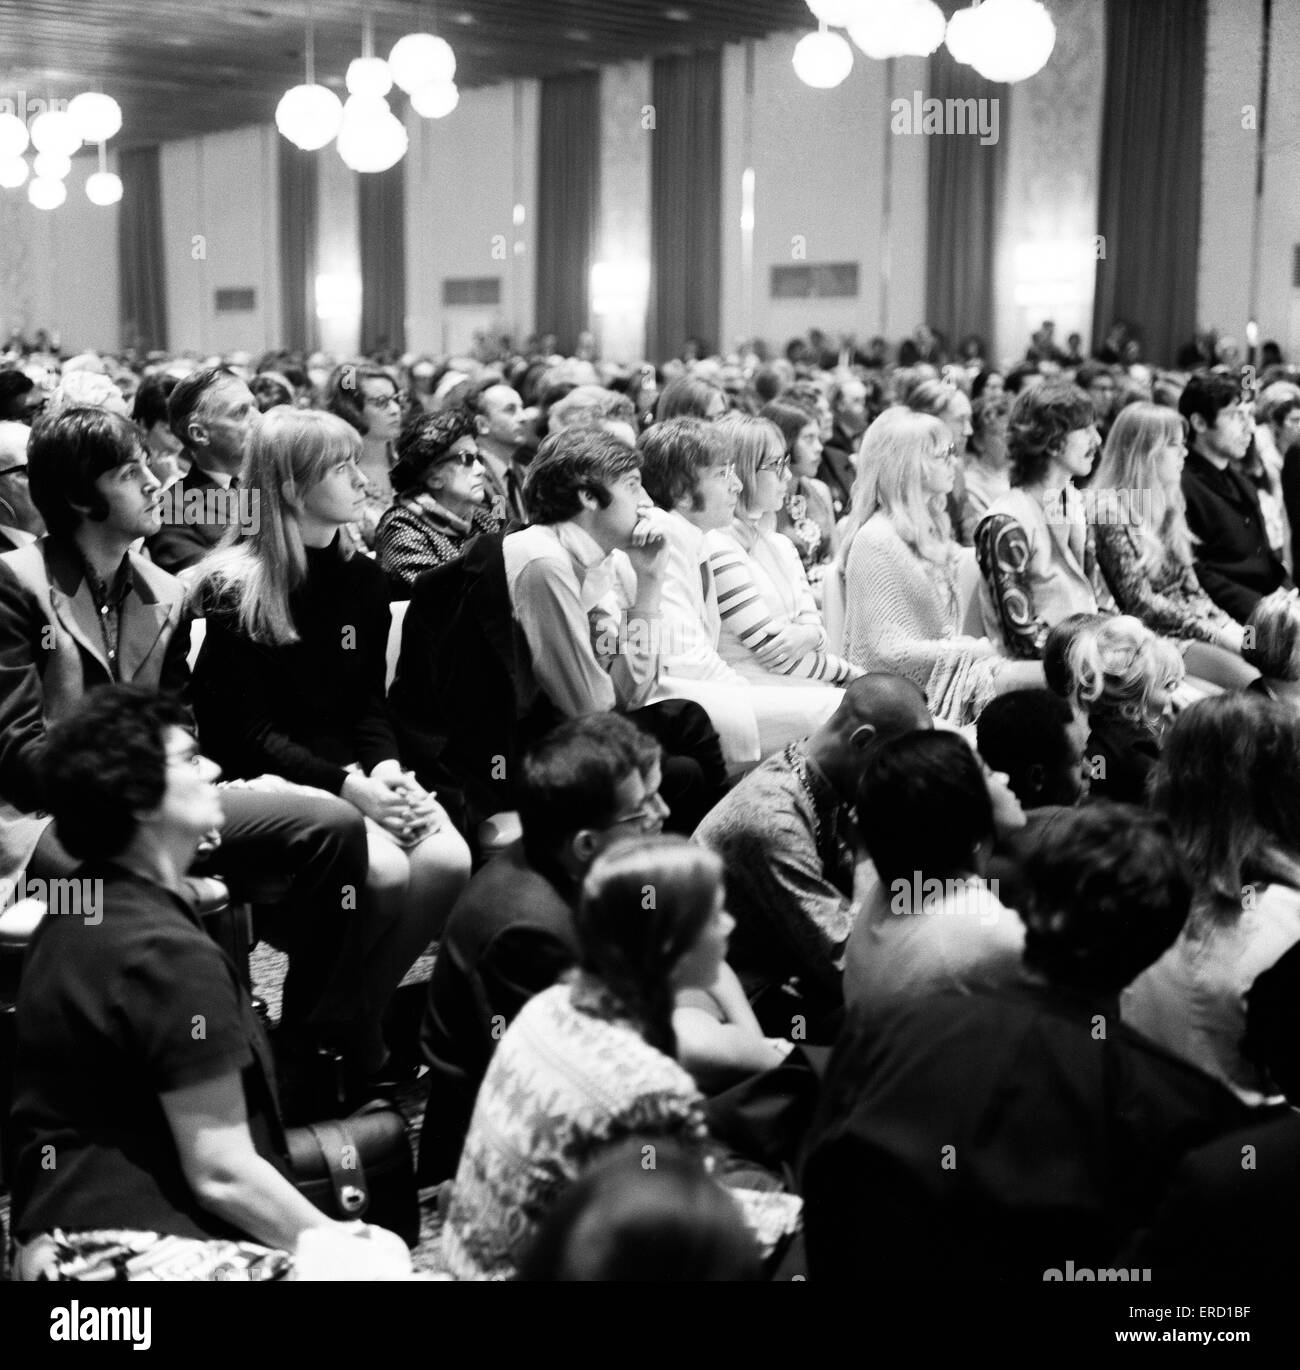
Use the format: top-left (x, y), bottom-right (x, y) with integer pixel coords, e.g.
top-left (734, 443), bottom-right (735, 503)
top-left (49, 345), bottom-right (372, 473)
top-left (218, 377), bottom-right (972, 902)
top-left (758, 456), bottom-right (792, 475)
top-left (438, 449), bottom-right (481, 469)
top-left (0, 464), bottom-right (27, 479)
top-left (364, 390), bottom-right (406, 409)
top-left (609, 792), bottom-right (666, 830)
top-left (934, 443), bottom-right (959, 463)
top-left (707, 461), bottom-right (737, 480)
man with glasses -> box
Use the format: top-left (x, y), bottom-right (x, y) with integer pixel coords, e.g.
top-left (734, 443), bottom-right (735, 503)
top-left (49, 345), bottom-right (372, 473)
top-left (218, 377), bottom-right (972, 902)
top-left (1180, 372), bottom-right (1291, 622)
top-left (416, 713), bottom-right (668, 1182)
top-left (146, 365), bottom-right (259, 574)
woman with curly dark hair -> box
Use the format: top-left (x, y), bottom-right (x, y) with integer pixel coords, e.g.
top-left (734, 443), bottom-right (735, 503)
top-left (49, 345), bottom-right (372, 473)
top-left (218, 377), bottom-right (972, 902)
top-left (374, 408), bottom-right (505, 595)
top-left (974, 381), bottom-right (1108, 658)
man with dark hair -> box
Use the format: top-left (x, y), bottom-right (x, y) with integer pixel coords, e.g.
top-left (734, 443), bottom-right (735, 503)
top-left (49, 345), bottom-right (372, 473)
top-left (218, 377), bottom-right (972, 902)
top-left (0, 369), bottom-right (45, 425)
top-left (695, 674), bottom-right (931, 1040)
top-left (458, 375), bottom-right (530, 521)
top-left (0, 407), bottom-right (374, 1102)
top-left (976, 688), bottom-right (1087, 810)
top-left (504, 427), bottom-right (726, 832)
top-left (416, 713), bottom-right (668, 1182)
top-left (802, 805), bottom-right (1249, 1282)
top-left (146, 364), bottom-right (259, 573)
top-left (1179, 371), bottom-right (1290, 622)
top-left (548, 386), bottom-right (637, 446)
top-left (820, 375), bottom-right (871, 517)
top-left (1073, 362), bottom-right (1119, 439)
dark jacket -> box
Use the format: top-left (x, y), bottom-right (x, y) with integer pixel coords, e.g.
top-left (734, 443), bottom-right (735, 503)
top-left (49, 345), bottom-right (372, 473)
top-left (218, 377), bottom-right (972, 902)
top-left (389, 532), bottom-right (555, 825)
top-left (146, 460), bottom-right (241, 574)
top-left (416, 839), bottom-right (578, 1182)
top-left (817, 424), bottom-right (859, 518)
top-left (1182, 448), bottom-right (1290, 623)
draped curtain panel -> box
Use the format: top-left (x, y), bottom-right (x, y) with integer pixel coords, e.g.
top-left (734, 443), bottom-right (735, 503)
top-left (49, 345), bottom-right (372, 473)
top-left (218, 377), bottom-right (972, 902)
top-left (924, 39), bottom-right (1007, 356)
top-left (648, 50), bottom-right (722, 363)
top-left (1093, 0), bottom-right (1206, 365)
top-left (278, 142), bottom-right (319, 353)
top-left (117, 146), bottom-right (168, 353)
top-left (360, 162), bottom-right (407, 357)
top-left (536, 71), bottom-right (600, 355)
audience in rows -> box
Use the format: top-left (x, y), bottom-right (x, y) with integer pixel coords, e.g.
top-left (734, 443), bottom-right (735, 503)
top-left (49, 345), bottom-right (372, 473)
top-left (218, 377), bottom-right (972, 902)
top-left (4, 319), bottom-right (1300, 1283)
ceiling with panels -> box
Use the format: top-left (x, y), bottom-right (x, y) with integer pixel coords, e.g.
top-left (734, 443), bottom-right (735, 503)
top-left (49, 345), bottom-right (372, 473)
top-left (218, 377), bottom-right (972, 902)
top-left (0, 1), bottom-right (812, 150)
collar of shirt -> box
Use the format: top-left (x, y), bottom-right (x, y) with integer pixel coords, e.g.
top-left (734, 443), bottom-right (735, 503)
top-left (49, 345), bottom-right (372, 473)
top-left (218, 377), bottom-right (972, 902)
top-left (78, 548), bottom-right (132, 613)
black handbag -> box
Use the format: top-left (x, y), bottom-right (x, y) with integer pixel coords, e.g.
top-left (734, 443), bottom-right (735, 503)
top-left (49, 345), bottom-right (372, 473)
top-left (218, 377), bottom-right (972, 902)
top-left (287, 1100), bottom-right (421, 1248)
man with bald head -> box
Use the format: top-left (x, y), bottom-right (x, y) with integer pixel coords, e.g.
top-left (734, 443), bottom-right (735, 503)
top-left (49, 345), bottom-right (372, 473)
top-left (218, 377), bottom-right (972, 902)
top-left (694, 673), bottom-right (931, 1040)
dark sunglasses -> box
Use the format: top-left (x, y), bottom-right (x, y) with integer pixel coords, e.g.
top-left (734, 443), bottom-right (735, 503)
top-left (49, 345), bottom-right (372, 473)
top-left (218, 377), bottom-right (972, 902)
top-left (437, 449), bottom-right (481, 469)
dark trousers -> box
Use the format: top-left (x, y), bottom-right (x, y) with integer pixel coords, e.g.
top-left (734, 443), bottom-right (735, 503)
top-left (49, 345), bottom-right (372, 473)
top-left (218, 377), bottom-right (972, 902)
top-left (626, 698), bottom-right (728, 834)
top-left (193, 787), bottom-right (369, 1048)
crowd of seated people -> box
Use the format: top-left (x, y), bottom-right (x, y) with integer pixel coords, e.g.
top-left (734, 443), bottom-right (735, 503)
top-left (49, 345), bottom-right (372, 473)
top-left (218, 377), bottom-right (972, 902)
top-left (4, 317), bottom-right (1300, 1284)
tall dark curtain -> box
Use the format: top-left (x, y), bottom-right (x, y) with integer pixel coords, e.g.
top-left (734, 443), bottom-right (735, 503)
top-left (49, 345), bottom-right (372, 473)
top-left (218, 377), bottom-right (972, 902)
top-left (278, 143), bottom-right (319, 353)
top-left (1093, 0), bottom-right (1206, 364)
top-left (925, 39), bottom-right (1007, 355)
top-left (117, 146), bottom-right (168, 352)
top-left (536, 72), bottom-right (599, 354)
top-left (359, 163), bottom-right (406, 356)
top-left (649, 50), bottom-right (722, 362)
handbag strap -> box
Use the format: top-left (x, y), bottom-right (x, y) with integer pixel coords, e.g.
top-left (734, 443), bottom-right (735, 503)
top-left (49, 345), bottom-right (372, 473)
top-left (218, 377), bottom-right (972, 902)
top-left (306, 1118), bottom-right (371, 1221)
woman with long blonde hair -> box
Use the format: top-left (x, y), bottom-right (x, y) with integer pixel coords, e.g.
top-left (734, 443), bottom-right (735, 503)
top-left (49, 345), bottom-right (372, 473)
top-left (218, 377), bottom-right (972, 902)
top-left (1092, 402), bottom-right (1254, 690)
top-left (189, 408), bottom-right (471, 1089)
top-left (838, 408), bottom-right (1040, 725)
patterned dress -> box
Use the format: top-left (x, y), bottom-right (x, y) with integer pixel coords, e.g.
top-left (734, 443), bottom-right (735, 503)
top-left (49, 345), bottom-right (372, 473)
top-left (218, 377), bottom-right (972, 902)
top-left (439, 973), bottom-right (800, 1280)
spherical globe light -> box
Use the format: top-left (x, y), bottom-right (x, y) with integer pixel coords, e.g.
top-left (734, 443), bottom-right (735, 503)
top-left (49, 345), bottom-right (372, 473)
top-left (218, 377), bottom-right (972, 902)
top-left (336, 96), bottom-right (408, 172)
top-left (849, 0), bottom-right (946, 59)
top-left (792, 30), bottom-right (854, 89)
top-left (346, 56), bottom-right (393, 99)
top-left (0, 156), bottom-right (29, 189)
top-left (410, 79), bottom-right (460, 119)
top-left (28, 176), bottom-right (67, 210)
top-left (86, 170), bottom-right (124, 205)
top-left (807, 0), bottom-right (871, 26)
top-left (0, 112), bottom-right (30, 160)
top-left (966, 0), bottom-right (1056, 82)
top-left (944, 4), bottom-right (983, 64)
top-left (275, 83), bottom-right (345, 150)
top-left (67, 92), bottom-right (123, 143)
top-left (388, 33), bottom-right (456, 93)
top-left (33, 151), bottom-right (71, 180)
top-left (29, 110), bottom-right (81, 157)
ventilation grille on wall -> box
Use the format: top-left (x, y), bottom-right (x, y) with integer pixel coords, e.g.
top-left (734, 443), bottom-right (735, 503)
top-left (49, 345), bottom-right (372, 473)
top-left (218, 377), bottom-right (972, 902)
top-left (443, 277), bottom-right (502, 306)
top-left (214, 288), bottom-right (256, 313)
top-left (770, 263), bottom-right (859, 300)
top-left (1293, 244), bottom-right (1300, 289)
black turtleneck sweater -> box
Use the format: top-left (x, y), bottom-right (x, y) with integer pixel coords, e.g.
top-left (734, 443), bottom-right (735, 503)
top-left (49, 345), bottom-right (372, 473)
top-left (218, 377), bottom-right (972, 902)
top-left (192, 540), bottom-right (397, 795)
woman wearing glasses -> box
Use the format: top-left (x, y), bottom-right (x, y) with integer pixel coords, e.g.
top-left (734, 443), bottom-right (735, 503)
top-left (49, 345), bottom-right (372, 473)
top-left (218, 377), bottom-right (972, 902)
top-left (839, 409), bottom-right (1040, 726)
top-left (375, 408), bottom-right (505, 596)
top-left (326, 364), bottom-right (405, 551)
top-left (706, 413), bottom-right (859, 690)
top-left (189, 408), bottom-right (471, 1095)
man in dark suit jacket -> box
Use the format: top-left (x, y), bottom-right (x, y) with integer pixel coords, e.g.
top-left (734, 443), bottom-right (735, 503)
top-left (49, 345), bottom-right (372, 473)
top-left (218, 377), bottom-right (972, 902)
top-left (1179, 371), bottom-right (1290, 622)
top-left (416, 713), bottom-right (666, 1182)
top-left (146, 365), bottom-right (259, 574)
top-left (818, 376), bottom-right (871, 518)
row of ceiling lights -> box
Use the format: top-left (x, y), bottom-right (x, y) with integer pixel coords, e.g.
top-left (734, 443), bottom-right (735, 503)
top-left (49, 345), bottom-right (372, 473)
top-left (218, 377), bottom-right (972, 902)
top-left (0, 94), bottom-right (124, 209)
top-left (793, 0), bottom-right (1057, 87)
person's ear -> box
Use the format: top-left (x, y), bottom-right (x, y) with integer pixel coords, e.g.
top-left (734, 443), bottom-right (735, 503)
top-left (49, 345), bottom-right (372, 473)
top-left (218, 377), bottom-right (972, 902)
top-left (1026, 762), bottom-right (1046, 799)
top-left (1188, 412), bottom-right (1208, 436)
top-left (848, 722), bottom-right (878, 752)
top-left (186, 417), bottom-right (208, 449)
top-left (474, 413), bottom-right (491, 438)
top-left (571, 828), bottom-right (600, 864)
top-left (576, 486), bottom-right (600, 514)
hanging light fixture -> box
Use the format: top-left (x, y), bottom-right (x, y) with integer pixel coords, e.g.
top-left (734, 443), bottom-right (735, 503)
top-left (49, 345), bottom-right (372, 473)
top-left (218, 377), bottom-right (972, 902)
top-left (793, 24), bottom-right (855, 89)
top-left (410, 78), bottom-right (459, 119)
top-left (0, 112), bottom-right (30, 160)
top-left (0, 156), bottom-right (29, 189)
top-left (849, 0), bottom-right (946, 59)
top-left (29, 110), bottom-right (82, 158)
top-left (336, 94), bottom-right (408, 172)
top-left (277, 9), bottom-right (344, 150)
top-left (961, 0), bottom-right (1056, 82)
top-left (33, 151), bottom-right (71, 180)
top-left (28, 176), bottom-right (67, 210)
top-left (389, 32), bottom-right (456, 92)
top-left (67, 92), bottom-right (122, 143)
top-left (86, 141), bottom-right (122, 205)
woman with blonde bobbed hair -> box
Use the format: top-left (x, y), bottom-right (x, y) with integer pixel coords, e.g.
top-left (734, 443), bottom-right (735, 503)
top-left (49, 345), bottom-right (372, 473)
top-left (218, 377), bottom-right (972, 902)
top-left (189, 408), bottom-right (471, 1089)
top-left (837, 408), bottom-right (1041, 725)
top-left (1092, 402), bottom-right (1254, 691)
top-left (706, 412), bottom-right (858, 694)
top-left (1244, 589), bottom-right (1300, 708)
top-left (1082, 615), bottom-right (1184, 805)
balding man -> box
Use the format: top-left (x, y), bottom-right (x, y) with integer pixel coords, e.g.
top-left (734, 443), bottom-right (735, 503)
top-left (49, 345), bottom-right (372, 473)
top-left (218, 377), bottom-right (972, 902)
top-left (694, 673), bottom-right (931, 1040)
